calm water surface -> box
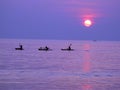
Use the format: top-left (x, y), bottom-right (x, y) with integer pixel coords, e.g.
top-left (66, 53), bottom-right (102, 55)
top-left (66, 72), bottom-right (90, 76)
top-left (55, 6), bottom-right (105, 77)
top-left (0, 39), bottom-right (120, 90)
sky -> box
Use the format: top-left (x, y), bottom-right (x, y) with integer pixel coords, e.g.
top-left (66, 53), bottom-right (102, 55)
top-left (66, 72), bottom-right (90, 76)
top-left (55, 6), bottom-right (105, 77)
top-left (0, 0), bottom-right (120, 40)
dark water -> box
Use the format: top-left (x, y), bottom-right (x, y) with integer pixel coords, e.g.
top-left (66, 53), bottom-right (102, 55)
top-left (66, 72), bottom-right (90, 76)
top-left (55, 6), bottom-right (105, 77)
top-left (0, 39), bottom-right (120, 90)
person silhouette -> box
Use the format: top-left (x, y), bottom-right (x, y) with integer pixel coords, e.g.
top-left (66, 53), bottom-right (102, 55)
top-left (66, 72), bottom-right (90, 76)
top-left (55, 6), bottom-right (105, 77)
top-left (68, 44), bottom-right (72, 50)
top-left (19, 44), bottom-right (23, 49)
top-left (45, 46), bottom-right (49, 50)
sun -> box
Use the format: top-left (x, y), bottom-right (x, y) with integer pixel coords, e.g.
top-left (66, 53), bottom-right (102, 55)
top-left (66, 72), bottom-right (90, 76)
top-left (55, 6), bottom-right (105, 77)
top-left (84, 19), bottom-right (92, 27)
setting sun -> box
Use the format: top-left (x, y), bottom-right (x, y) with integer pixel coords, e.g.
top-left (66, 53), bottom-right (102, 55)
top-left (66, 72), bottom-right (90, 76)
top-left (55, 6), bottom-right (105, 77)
top-left (84, 19), bottom-right (92, 27)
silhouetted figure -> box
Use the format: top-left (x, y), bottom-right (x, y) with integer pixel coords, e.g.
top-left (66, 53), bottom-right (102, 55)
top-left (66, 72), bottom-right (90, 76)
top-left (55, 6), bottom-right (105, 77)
top-left (61, 44), bottom-right (74, 51)
top-left (19, 44), bottom-right (23, 49)
top-left (45, 46), bottom-right (49, 50)
top-left (38, 46), bottom-right (52, 51)
top-left (15, 44), bottom-right (23, 50)
top-left (68, 44), bottom-right (72, 50)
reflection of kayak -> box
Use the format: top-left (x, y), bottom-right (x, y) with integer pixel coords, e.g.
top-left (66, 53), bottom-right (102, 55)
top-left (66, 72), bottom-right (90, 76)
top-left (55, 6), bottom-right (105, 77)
top-left (38, 48), bottom-right (52, 51)
top-left (61, 49), bottom-right (74, 51)
top-left (15, 48), bottom-right (24, 50)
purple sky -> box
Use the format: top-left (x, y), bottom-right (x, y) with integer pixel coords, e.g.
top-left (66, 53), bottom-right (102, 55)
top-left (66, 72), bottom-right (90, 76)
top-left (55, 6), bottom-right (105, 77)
top-left (0, 0), bottom-right (120, 40)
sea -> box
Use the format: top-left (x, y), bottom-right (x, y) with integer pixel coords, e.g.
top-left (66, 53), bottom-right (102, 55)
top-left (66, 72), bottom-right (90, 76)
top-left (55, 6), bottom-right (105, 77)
top-left (0, 39), bottom-right (120, 90)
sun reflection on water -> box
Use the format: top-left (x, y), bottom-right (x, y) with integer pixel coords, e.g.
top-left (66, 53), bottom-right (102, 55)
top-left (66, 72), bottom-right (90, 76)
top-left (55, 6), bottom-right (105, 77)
top-left (82, 43), bottom-right (91, 73)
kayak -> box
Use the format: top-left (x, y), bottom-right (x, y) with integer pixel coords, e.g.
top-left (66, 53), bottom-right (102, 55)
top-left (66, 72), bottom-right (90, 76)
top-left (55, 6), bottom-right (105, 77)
top-left (61, 49), bottom-right (74, 51)
top-left (15, 48), bottom-right (24, 50)
top-left (38, 48), bottom-right (52, 51)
